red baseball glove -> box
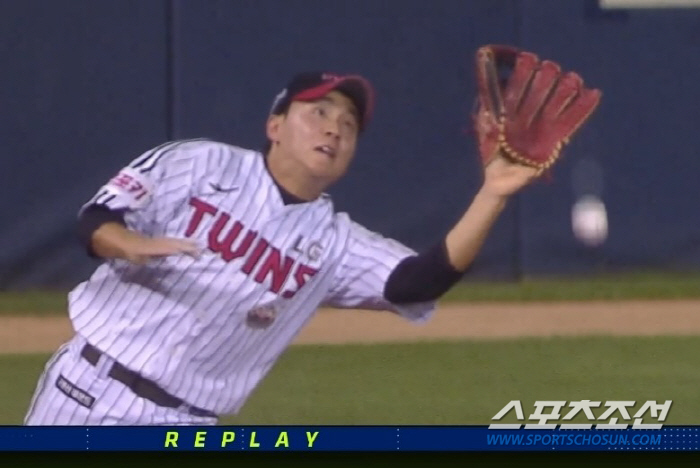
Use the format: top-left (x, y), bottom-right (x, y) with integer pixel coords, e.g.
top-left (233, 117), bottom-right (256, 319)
top-left (473, 45), bottom-right (602, 170)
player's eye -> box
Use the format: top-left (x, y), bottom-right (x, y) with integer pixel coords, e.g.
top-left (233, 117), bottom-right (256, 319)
top-left (313, 106), bottom-right (327, 117)
top-left (343, 119), bottom-right (357, 131)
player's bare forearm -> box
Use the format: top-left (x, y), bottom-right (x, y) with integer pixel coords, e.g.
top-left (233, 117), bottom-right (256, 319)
top-left (444, 153), bottom-right (540, 271)
top-left (444, 188), bottom-right (507, 272)
top-left (91, 222), bottom-right (199, 264)
top-left (91, 222), bottom-right (149, 261)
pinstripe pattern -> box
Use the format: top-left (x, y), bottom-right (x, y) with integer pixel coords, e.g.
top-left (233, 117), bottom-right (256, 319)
top-left (23, 342), bottom-right (70, 424)
top-left (25, 139), bottom-right (435, 425)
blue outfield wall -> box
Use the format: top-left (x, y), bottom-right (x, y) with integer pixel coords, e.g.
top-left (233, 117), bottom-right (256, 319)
top-left (1, 0), bottom-right (699, 288)
top-left (0, 0), bottom-right (169, 288)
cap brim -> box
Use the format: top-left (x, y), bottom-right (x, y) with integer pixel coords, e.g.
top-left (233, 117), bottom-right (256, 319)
top-left (292, 75), bottom-right (375, 130)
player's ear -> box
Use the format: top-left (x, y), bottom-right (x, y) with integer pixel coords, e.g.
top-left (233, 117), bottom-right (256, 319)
top-left (266, 114), bottom-right (283, 143)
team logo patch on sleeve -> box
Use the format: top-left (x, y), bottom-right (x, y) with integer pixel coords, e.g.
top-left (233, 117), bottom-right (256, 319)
top-left (56, 375), bottom-right (95, 409)
top-left (105, 167), bottom-right (154, 209)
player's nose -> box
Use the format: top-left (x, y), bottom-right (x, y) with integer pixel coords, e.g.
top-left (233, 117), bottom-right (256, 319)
top-left (323, 119), bottom-right (341, 138)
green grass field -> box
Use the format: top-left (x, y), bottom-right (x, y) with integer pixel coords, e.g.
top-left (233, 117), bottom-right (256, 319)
top-left (2, 271), bottom-right (700, 315)
top-left (3, 272), bottom-right (698, 430)
top-left (4, 336), bottom-right (699, 425)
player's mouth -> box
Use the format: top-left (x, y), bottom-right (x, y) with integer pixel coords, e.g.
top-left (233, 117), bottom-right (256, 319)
top-left (314, 145), bottom-right (337, 159)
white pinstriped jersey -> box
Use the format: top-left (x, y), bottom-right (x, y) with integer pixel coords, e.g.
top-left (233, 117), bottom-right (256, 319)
top-left (68, 139), bottom-right (435, 415)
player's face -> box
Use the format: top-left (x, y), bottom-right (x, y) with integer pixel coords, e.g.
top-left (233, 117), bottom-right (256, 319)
top-left (271, 90), bottom-right (359, 184)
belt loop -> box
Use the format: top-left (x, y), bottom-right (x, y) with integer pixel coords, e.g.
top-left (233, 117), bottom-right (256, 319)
top-left (179, 403), bottom-right (192, 414)
top-left (94, 352), bottom-right (115, 380)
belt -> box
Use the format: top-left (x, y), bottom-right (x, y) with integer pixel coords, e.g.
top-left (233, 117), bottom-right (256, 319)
top-left (80, 343), bottom-right (217, 419)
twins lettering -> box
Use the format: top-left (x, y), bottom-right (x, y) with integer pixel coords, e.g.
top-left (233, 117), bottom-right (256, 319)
top-left (185, 197), bottom-right (319, 298)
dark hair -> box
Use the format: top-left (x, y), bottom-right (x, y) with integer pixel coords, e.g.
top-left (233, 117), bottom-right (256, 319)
top-left (261, 105), bottom-right (290, 156)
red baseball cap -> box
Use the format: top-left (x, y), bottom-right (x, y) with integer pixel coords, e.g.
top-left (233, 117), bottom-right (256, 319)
top-left (270, 71), bottom-right (375, 131)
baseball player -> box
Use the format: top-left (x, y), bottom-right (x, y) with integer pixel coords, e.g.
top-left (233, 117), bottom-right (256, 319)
top-left (22, 66), bottom-right (574, 425)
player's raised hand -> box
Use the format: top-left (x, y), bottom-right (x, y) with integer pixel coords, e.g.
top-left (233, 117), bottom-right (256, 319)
top-left (481, 153), bottom-right (541, 198)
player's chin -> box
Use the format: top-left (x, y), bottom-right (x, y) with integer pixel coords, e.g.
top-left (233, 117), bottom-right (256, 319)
top-left (305, 156), bottom-right (347, 179)
top-left (308, 167), bottom-right (345, 185)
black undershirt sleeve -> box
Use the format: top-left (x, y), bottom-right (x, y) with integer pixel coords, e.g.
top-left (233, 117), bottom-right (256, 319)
top-left (383, 239), bottom-right (465, 304)
top-left (76, 204), bottom-right (127, 257)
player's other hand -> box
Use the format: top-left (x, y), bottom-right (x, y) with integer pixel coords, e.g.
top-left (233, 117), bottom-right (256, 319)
top-left (480, 152), bottom-right (541, 199)
top-left (122, 237), bottom-right (202, 265)
top-left (91, 222), bottom-right (201, 264)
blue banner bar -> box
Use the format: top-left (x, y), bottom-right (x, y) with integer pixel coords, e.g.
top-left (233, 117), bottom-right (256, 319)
top-left (0, 426), bottom-right (695, 451)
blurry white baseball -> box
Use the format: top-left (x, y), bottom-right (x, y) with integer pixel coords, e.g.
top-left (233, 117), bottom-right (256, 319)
top-left (571, 195), bottom-right (608, 246)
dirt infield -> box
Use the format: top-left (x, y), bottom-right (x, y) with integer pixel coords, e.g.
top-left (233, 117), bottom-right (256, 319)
top-left (1, 299), bottom-right (699, 354)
